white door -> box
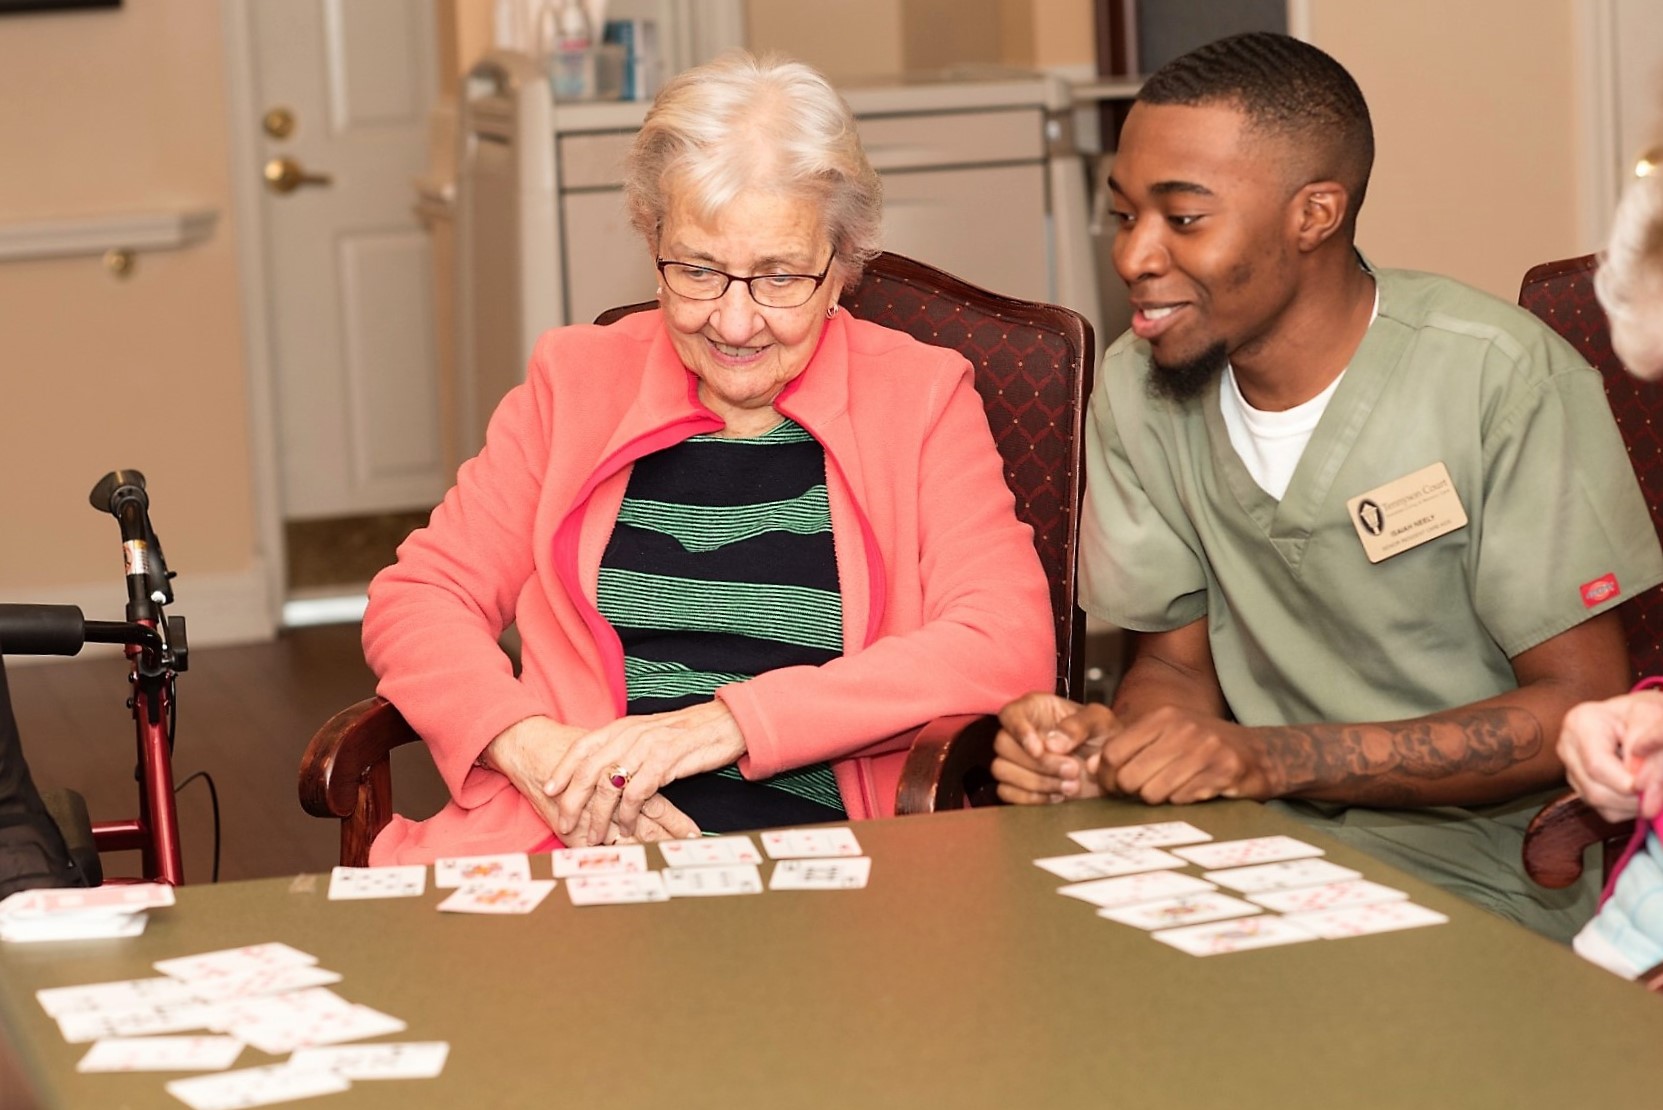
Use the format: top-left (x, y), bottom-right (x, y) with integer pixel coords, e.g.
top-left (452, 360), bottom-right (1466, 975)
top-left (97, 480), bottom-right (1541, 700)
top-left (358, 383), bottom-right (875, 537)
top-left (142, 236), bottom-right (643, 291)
top-left (247, 0), bottom-right (444, 521)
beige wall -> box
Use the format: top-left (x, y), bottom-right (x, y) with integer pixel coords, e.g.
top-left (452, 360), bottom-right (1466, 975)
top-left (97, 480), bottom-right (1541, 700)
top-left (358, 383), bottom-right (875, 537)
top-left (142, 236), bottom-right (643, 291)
top-left (0, 3), bottom-right (256, 603)
top-left (1308, 0), bottom-right (1585, 299)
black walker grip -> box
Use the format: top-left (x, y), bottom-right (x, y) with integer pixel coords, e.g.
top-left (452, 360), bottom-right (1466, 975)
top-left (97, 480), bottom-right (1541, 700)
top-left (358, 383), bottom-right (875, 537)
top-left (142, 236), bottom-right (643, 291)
top-left (0, 605), bottom-right (87, 657)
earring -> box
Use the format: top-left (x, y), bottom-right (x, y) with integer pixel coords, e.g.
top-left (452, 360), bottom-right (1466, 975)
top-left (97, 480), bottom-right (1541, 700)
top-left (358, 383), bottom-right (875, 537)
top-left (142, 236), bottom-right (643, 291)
top-left (655, 285), bottom-right (664, 296)
top-left (826, 304), bottom-right (839, 319)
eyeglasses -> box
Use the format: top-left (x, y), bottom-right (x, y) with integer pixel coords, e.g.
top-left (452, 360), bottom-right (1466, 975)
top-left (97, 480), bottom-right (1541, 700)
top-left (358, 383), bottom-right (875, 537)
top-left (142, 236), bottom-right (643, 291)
top-left (655, 250), bottom-right (836, 309)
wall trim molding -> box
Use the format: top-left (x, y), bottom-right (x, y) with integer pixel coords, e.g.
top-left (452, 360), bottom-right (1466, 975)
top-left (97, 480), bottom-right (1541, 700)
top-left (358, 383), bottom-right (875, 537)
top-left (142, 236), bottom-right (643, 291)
top-left (0, 208), bottom-right (218, 264)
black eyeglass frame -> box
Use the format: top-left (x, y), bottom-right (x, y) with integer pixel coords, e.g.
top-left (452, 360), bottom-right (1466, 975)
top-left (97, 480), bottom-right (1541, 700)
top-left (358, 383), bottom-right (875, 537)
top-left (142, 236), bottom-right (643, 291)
top-left (654, 250), bottom-right (838, 308)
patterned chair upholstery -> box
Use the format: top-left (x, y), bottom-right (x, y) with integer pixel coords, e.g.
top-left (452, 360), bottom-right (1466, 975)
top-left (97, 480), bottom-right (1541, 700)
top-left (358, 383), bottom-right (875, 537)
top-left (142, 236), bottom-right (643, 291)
top-left (1518, 255), bottom-right (1661, 899)
top-left (300, 252), bottom-right (1094, 862)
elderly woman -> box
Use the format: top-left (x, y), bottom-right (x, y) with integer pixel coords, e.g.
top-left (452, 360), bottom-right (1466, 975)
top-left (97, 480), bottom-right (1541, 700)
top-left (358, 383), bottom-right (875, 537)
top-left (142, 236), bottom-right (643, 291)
top-left (1558, 164), bottom-right (1663, 978)
top-left (362, 52), bottom-right (1054, 863)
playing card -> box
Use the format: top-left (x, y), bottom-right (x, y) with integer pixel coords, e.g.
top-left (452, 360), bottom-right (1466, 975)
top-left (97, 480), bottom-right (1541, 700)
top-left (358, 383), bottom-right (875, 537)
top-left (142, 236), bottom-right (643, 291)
top-left (57, 1002), bottom-right (225, 1044)
top-left (1032, 846), bottom-right (1185, 881)
top-left (1172, 835), bottom-right (1325, 869)
top-left (37, 975), bottom-right (201, 1018)
top-left (1204, 859), bottom-right (1362, 893)
top-left (288, 1041), bottom-right (450, 1079)
top-left (155, 942), bottom-right (318, 983)
top-left (433, 852), bottom-right (532, 888)
top-left (1066, 821), bottom-right (1213, 852)
top-left (437, 879), bottom-right (557, 914)
top-left (662, 864), bottom-right (764, 896)
top-left (550, 844), bottom-right (648, 878)
top-left (1248, 879), bottom-right (1409, 914)
top-left (327, 865), bottom-right (427, 900)
top-left (760, 826), bottom-right (862, 859)
top-left (1096, 892), bottom-right (1264, 930)
top-left (657, 835), bottom-right (763, 868)
top-left (222, 991), bottom-right (406, 1056)
top-left (165, 1063), bottom-right (350, 1110)
top-left (76, 1035), bottom-right (243, 1073)
top-left (565, 871), bottom-right (668, 905)
top-left (185, 964), bottom-right (343, 1002)
top-left (1056, 870), bottom-right (1217, 908)
top-left (0, 882), bottom-right (174, 918)
top-left (1282, 901), bottom-right (1449, 939)
top-left (768, 857), bottom-right (872, 890)
top-left (0, 911), bottom-right (148, 943)
top-left (1153, 915), bottom-right (1319, 956)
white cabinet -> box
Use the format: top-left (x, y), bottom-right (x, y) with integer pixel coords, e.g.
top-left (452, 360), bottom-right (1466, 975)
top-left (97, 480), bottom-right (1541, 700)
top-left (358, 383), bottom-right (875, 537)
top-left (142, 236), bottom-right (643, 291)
top-left (451, 53), bottom-right (1098, 457)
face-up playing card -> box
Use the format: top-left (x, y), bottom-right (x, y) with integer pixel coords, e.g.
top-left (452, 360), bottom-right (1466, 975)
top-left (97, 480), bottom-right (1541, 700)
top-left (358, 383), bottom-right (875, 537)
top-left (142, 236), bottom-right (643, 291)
top-left (1248, 879), bottom-right (1409, 914)
top-left (433, 853), bottom-right (532, 888)
top-left (1057, 870), bottom-right (1217, 909)
top-left (565, 871), bottom-right (668, 905)
top-left (1203, 859), bottom-right (1361, 893)
top-left (1096, 892), bottom-right (1264, 930)
top-left (288, 1041), bottom-right (450, 1079)
top-left (76, 1034), bottom-right (244, 1073)
top-left (166, 1063), bottom-right (351, 1110)
top-left (327, 865), bottom-right (427, 900)
top-left (57, 1001), bottom-right (225, 1044)
top-left (38, 975), bottom-right (202, 1018)
top-left (760, 826), bottom-right (862, 859)
top-left (661, 864), bottom-right (764, 897)
top-left (1032, 846), bottom-right (1185, 882)
top-left (1067, 821), bottom-right (1213, 852)
top-left (155, 942), bottom-right (318, 983)
top-left (1172, 835), bottom-right (1325, 869)
top-left (0, 882), bottom-right (174, 919)
top-left (220, 990), bottom-right (407, 1056)
top-left (437, 879), bottom-right (557, 914)
top-left (550, 844), bottom-right (648, 878)
top-left (768, 857), bottom-right (872, 890)
top-left (185, 963), bottom-right (343, 1003)
top-left (1282, 900), bottom-right (1449, 939)
top-left (657, 835), bottom-right (763, 868)
top-left (1153, 915), bottom-right (1319, 956)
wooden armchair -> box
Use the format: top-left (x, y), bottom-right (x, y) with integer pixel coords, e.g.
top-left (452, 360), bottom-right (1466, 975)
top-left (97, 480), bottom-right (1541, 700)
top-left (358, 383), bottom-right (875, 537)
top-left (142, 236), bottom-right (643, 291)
top-left (300, 252), bottom-right (1094, 864)
top-left (1517, 254), bottom-right (1663, 906)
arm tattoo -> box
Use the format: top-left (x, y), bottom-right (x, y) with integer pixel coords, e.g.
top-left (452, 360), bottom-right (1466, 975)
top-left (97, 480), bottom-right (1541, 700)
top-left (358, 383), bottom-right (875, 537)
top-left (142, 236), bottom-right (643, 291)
top-left (1255, 707), bottom-right (1544, 806)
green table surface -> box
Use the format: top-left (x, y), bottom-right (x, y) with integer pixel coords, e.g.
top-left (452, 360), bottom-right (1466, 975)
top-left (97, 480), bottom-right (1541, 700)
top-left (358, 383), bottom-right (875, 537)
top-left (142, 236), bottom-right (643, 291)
top-left (4, 799), bottom-right (1662, 1109)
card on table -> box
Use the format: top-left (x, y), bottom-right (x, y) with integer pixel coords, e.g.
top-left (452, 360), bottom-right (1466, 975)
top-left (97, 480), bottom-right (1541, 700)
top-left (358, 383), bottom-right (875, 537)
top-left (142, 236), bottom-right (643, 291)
top-left (185, 963), bottom-right (343, 1002)
top-left (760, 826), bottom-right (863, 859)
top-left (1248, 879), bottom-right (1409, 914)
top-left (288, 1041), bottom-right (450, 1079)
top-left (662, 864), bottom-right (764, 897)
top-left (155, 942), bottom-right (318, 983)
top-left (0, 882), bottom-right (174, 919)
top-left (768, 857), bottom-right (871, 891)
top-left (76, 1034), bottom-right (244, 1073)
top-left (166, 1063), bottom-right (351, 1110)
top-left (1172, 835), bottom-right (1325, 870)
top-left (437, 879), bottom-right (557, 914)
top-left (550, 844), bottom-right (649, 878)
top-left (565, 871), bottom-right (668, 905)
top-left (328, 865), bottom-right (427, 900)
top-left (221, 990), bottom-right (406, 1056)
top-left (1203, 858), bottom-right (1362, 894)
top-left (1282, 901), bottom-right (1449, 939)
top-left (37, 975), bottom-right (202, 1017)
top-left (57, 1002), bottom-right (225, 1045)
top-left (1032, 846), bottom-right (1185, 882)
top-left (1152, 915), bottom-right (1319, 956)
top-left (1, 911), bottom-right (149, 943)
top-left (1066, 821), bottom-right (1213, 852)
top-left (433, 852), bottom-right (532, 889)
top-left (1057, 870), bottom-right (1217, 909)
top-left (658, 834), bottom-right (763, 868)
top-left (1096, 892), bottom-right (1263, 930)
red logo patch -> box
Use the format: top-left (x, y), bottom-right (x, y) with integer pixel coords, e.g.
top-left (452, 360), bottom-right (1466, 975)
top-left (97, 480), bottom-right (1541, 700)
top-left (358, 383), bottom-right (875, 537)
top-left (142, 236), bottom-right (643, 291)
top-left (1581, 573), bottom-right (1621, 608)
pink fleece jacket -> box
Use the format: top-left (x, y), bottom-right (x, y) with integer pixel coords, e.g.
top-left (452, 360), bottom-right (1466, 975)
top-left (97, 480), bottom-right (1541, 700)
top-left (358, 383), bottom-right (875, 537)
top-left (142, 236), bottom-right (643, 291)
top-left (362, 309), bottom-right (1054, 864)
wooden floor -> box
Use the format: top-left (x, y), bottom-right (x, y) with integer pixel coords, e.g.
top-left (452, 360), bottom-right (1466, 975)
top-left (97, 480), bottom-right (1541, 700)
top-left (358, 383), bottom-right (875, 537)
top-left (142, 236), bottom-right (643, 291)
top-left (8, 624), bottom-right (449, 885)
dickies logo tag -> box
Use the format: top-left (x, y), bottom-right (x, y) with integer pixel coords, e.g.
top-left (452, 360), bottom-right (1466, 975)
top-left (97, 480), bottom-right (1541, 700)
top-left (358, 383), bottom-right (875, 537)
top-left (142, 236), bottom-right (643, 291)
top-left (1581, 573), bottom-right (1620, 608)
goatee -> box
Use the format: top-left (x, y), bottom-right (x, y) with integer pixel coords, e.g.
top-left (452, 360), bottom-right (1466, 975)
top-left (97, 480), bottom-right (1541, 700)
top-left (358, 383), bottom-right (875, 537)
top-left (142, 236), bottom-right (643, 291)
top-left (1146, 340), bottom-right (1229, 404)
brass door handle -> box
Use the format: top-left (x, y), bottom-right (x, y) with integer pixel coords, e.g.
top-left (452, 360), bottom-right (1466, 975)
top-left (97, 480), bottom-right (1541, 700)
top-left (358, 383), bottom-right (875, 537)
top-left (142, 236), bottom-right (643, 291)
top-left (263, 157), bottom-right (333, 194)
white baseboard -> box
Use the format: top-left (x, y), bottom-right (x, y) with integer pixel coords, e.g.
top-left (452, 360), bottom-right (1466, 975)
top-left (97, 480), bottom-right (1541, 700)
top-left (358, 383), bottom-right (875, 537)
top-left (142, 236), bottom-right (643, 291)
top-left (2, 561), bottom-right (277, 666)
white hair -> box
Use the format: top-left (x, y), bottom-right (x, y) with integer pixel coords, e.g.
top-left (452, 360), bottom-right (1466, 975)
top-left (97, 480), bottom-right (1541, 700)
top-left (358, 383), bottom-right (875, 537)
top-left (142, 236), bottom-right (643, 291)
top-left (1597, 169), bottom-right (1663, 379)
top-left (622, 51), bottom-right (882, 285)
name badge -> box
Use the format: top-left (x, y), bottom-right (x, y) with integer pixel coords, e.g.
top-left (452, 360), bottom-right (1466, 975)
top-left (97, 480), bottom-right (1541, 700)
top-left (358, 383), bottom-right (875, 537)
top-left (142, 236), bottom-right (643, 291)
top-left (1346, 461), bottom-right (1468, 564)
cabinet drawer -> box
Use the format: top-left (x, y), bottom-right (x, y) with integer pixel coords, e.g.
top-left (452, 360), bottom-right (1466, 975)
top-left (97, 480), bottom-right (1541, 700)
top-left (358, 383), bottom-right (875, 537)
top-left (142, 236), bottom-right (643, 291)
top-left (559, 132), bottom-right (637, 190)
top-left (858, 108), bottom-right (1042, 171)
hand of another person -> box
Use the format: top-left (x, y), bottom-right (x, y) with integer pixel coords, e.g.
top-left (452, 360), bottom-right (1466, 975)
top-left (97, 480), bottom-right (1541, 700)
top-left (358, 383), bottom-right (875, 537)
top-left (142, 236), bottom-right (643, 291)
top-left (1560, 692), bottom-right (1663, 822)
top-left (1097, 707), bottom-right (1271, 805)
top-left (482, 715), bottom-right (699, 846)
top-left (991, 693), bottom-right (1120, 805)
top-left (543, 700), bottom-right (745, 846)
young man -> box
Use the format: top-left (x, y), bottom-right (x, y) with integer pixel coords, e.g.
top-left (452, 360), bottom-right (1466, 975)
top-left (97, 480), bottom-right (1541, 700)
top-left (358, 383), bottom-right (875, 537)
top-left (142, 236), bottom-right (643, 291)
top-left (993, 32), bottom-right (1663, 940)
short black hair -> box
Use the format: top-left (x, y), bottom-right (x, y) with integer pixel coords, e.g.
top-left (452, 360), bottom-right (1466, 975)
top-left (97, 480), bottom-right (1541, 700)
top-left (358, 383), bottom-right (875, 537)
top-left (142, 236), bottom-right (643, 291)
top-left (1138, 32), bottom-right (1374, 232)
